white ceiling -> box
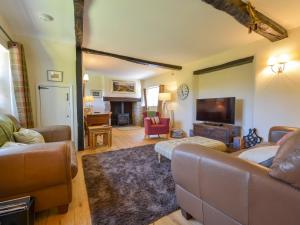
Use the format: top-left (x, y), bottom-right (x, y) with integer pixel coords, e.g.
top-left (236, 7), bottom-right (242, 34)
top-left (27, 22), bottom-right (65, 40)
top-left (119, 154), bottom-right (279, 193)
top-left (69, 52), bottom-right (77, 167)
top-left (83, 0), bottom-right (300, 78)
top-left (0, 0), bottom-right (75, 43)
top-left (83, 53), bottom-right (170, 80)
top-left (1, 0), bottom-right (300, 79)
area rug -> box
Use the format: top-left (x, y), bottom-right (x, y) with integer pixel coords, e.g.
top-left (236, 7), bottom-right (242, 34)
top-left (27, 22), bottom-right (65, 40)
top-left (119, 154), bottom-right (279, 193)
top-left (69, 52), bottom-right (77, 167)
top-left (116, 126), bottom-right (141, 131)
top-left (82, 144), bottom-right (178, 225)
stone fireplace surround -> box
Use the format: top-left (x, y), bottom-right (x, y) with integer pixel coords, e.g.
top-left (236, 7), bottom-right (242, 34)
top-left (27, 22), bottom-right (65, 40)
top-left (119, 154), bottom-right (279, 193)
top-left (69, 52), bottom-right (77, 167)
top-left (103, 97), bottom-right (143, 126)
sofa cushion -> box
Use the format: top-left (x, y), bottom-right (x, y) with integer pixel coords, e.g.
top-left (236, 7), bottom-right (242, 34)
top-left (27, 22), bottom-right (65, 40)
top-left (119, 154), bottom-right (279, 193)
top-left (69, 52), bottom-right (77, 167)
top-left (276, 131), bottom-right (295, 146)
top-left (0, 114), bottom-right (18, 147)
top-left (13, 128), bottom-right (45, 144)
top-left (238, 145), bottom-right (279, 167)
top-left (270, 130), bottom-right (300, 189)
top-left (150, 116), bottom-right (160, 125)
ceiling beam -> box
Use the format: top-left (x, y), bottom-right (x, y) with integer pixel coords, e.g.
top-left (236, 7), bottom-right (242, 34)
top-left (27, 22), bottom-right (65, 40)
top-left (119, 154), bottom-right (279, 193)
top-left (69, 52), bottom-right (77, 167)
top-left (73, 0), bottom-right (84, 47)
top-left (193, 56), bottom-right (254, 75)
top-left (81, 47), bottom-right (183, 71)
top-left (201, 0), bottom-right (288, 42)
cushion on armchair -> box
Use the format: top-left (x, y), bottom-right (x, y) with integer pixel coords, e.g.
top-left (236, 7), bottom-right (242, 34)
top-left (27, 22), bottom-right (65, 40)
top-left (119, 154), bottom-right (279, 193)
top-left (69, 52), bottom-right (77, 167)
top-left (13, 128), bottom-right (45, 144)
top-left (269, 130), bottom-right (300, 189)
top-left (150, 116), bottom-right (160, 125)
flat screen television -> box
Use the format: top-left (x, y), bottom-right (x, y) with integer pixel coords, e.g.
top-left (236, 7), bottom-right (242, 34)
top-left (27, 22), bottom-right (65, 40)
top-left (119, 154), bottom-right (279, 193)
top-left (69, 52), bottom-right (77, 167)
top-left (196, 97), bottom-right (235, 124)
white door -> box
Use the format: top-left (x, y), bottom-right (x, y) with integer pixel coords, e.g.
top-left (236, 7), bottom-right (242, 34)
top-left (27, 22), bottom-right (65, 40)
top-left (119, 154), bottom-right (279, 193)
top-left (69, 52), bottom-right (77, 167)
top-left (39, 85), bottom-right (73, 136)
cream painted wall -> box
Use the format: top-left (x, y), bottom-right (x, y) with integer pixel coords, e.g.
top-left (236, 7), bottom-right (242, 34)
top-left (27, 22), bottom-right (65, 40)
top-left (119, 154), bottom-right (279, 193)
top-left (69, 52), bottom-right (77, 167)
top-left (16, 35), bottom-right (77, 144)
top-left (86, 73), bottom-right (142, 98)
top-left (0, 15), bottom-right (12, 48)
top-left (143, 26), bottom-right (300, 140)
top-left (253, 28), bottom-right (300, 139)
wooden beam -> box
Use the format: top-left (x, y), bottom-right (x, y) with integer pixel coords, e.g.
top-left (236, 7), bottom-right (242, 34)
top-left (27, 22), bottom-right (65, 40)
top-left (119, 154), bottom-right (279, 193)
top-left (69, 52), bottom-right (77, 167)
top-left (81, 47), bottom-right (182, 70)
top-left (200, 0), bottom-right (288, 42)
top-left (103, 97), bottom-right (141, 102)
top-left (73, 0), bottom-right (84, 47)
top-left (75, 48), bottom-right (84, 150)
top-left (73, 0), bottom-right (84, 150)
top-left (193, 56), bottom-right (254, 75)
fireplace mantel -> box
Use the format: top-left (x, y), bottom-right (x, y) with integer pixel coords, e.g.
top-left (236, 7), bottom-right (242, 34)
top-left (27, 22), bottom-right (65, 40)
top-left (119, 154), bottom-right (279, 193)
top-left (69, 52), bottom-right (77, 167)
top-left (103, 96), bottom-right (141, 102)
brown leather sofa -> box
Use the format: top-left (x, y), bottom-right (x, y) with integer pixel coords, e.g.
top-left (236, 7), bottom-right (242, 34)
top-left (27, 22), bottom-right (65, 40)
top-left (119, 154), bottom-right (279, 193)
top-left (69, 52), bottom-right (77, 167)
top-left (172, 126), bottom-right (300, 225)
top-left (0, 115), bottom-right (78, 213)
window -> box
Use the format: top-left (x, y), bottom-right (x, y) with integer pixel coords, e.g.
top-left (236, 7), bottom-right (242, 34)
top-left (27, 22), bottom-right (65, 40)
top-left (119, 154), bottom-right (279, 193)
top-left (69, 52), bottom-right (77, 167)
top-left (146, 86), bottom-right (159, 107)
top-left (0, 43), bottom-right (18, 117)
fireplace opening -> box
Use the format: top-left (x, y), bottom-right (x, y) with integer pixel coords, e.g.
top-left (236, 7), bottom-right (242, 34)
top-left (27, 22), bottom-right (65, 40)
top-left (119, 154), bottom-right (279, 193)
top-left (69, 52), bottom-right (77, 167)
top-left (110, 101), bottom-right (133, 126)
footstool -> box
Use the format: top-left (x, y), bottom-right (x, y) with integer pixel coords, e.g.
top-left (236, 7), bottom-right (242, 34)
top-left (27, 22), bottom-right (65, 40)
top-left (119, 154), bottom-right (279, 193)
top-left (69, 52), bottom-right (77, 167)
top-left (154, 136), bottom-right (227, 162)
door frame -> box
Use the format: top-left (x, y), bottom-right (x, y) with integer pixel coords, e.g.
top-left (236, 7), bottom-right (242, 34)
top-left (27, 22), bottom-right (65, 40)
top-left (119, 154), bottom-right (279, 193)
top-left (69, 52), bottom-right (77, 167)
top-left (36, 84), bottom-right (75, 141)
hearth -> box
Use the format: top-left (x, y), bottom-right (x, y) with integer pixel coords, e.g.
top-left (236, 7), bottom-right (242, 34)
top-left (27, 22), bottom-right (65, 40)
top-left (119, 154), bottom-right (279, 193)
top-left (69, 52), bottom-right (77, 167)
top-left (110, 101), bottom-right (132, 126)
top-left (103, 97), bottom-right (143, 126)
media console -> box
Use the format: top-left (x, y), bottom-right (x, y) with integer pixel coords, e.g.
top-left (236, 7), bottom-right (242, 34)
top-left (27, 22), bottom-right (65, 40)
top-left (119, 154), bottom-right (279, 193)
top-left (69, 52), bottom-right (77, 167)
top-left (193, 123), bottom-right (241, 146)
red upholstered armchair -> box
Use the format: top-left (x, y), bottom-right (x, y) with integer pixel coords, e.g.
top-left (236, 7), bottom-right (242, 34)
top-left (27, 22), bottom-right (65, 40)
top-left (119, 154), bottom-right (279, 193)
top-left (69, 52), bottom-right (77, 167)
top-left (143, 112), bottom-right (170, 138)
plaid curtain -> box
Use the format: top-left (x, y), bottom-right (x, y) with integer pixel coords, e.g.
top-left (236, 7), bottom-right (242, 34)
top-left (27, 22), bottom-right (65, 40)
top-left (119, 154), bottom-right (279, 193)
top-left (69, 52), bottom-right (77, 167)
top-left (8, 42), bottom-right (34, 128)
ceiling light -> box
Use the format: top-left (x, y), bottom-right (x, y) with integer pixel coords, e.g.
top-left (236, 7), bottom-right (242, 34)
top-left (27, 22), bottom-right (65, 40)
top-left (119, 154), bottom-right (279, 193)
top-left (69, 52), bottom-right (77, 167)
top-left (39, 13), bottom-right (54, 22)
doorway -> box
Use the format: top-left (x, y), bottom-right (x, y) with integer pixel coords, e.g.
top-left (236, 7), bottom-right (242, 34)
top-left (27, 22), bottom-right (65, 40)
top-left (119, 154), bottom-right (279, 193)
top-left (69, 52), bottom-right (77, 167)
top-left (38, 85), bottom-right (74, 140)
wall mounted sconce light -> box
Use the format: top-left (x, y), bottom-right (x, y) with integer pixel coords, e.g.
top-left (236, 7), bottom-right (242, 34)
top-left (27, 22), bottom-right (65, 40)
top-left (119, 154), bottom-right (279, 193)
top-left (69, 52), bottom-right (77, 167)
top-left (268, 54), bottom-right (289, 74)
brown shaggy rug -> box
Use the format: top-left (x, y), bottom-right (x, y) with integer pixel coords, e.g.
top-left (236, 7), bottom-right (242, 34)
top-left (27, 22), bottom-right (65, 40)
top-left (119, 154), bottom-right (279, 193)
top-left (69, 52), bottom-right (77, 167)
top-left (82, 144), bottom-right (178, 225)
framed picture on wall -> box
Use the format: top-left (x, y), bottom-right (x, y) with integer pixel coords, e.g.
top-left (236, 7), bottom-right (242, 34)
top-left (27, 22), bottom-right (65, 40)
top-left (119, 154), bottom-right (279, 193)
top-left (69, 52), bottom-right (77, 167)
top-left (47, 70), bottom-right (63, 82)
top-left (112, 80), bottom-right (136, 93)
top-left (90, 89), bottom-right (103, 98)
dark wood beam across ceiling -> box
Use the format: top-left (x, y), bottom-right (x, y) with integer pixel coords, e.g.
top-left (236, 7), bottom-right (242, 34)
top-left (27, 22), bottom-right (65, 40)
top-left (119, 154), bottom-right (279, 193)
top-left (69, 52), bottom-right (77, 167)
top-left (193, 56), bottom-right (254, 75)
top-left (82, 47), bottom-right (183, 70)
top-left (201, 0), bottom-right (288, 42)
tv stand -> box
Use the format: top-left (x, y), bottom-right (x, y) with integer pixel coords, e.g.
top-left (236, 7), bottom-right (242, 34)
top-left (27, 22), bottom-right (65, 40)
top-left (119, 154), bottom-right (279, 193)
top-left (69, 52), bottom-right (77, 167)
top-left (193, 123), bottom-right (241, 145)
top-left (203, 122), bottom-right (224, 127)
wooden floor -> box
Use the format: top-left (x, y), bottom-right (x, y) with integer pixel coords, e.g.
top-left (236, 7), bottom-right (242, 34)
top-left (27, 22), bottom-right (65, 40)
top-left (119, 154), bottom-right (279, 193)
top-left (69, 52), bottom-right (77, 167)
top-left (35, 127), bottom-right (202, 225)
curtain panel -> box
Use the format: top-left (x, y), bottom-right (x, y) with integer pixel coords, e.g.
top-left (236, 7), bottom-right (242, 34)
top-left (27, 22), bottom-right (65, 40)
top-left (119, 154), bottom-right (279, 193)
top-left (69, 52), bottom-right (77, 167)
top-left (8, 42), bottom-right (34, 128)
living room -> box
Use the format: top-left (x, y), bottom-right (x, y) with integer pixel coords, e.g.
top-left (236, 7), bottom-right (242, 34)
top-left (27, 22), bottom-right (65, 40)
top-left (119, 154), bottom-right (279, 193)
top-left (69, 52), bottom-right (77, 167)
top-left (1, 0), bottom-right (300, 225)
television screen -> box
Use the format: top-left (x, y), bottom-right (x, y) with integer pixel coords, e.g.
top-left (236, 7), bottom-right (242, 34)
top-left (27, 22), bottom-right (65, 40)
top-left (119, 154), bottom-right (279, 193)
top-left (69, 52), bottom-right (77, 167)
top-left (196, 97), bottom-right (235, 124)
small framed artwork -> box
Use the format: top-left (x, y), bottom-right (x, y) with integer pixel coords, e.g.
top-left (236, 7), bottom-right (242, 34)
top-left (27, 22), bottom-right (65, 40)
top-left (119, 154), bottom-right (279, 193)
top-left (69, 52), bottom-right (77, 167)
top-left (91, 89), bottom-right (103, 98)
top-left (47, 70), bottom-right (63, 82)
top-left (112, 80), bottom-right (136, 93)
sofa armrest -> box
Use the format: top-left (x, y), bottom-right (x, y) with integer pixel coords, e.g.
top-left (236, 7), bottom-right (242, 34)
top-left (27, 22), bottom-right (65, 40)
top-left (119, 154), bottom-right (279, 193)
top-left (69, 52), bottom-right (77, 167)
top-left (33, 125), bottom-right (71, 142)
top-left (159, 118), bottom-right (170, 126)
top-left (0, 142), bottom-right (72, 197)
top-left (144, 118), bottom-right (152, 128)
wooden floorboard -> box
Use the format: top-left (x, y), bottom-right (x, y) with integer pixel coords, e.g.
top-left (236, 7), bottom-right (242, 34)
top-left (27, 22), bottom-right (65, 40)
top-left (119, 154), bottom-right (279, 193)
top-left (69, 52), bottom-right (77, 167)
top-left (35, 127), bottom-right (202, 225)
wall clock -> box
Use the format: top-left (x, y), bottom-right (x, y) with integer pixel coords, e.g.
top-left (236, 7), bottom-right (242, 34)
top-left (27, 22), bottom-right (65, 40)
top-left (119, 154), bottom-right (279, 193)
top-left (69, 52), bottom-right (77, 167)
top-left (177, 84), bottom-right (189, 100)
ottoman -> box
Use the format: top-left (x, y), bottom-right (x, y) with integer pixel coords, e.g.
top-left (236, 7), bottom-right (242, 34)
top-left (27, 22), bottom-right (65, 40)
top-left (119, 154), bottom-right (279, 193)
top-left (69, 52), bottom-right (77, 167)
top-left (154, 136), bottom-right (227, 162)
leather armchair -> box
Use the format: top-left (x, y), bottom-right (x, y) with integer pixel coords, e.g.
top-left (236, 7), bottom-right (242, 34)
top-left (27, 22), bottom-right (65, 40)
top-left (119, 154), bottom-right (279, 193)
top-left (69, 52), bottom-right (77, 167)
top-left (172, 127), bottom-right (300, 225)
top-left (0, 124), bottom-right (78, 213)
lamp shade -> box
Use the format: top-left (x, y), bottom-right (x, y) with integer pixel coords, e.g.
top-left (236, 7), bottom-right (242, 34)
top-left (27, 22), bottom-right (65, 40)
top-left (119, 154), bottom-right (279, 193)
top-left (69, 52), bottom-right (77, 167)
top-left (159, 92), bottom-right (171, 101)
top-left (84, 95), bottom-right (94, 103)
top-left (83, 73), bottom-right (89, 81)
